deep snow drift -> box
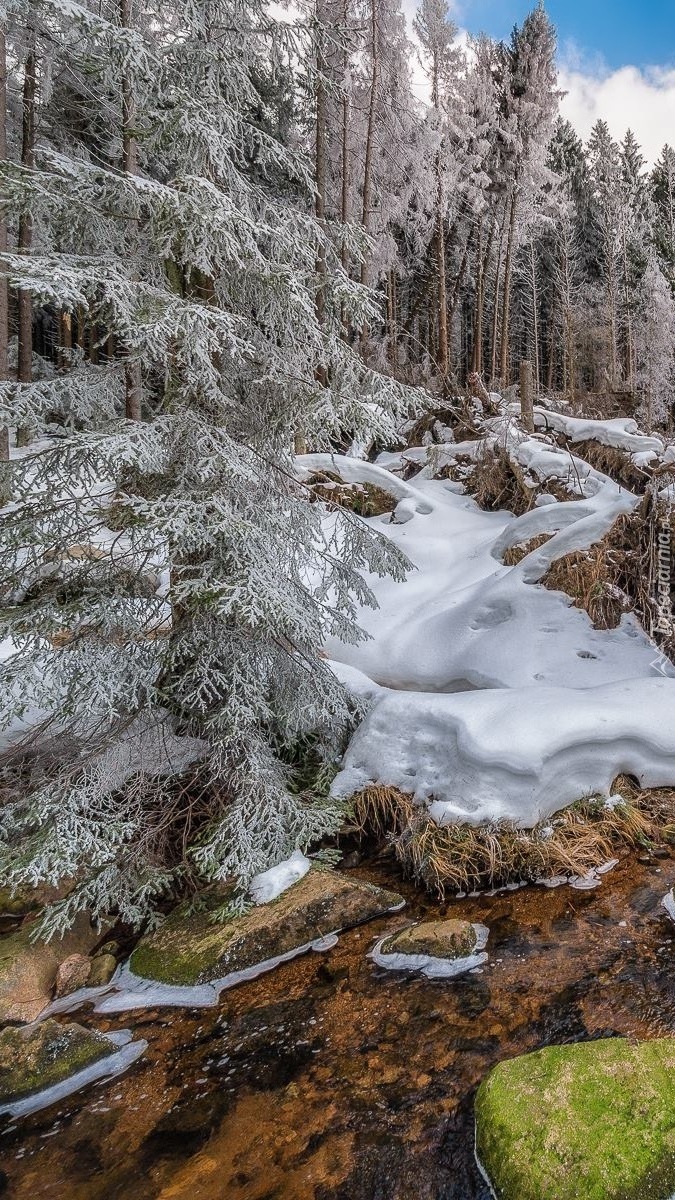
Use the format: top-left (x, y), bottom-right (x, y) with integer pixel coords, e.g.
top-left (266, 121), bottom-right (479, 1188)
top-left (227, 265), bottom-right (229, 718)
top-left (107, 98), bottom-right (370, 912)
top-left (298, 420), bottom-right (675, 829)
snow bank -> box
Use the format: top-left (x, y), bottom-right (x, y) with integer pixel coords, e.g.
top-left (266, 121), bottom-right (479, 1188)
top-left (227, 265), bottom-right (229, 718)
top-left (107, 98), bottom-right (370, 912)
top-left (249, 849), bottom-right (311, 905)
top-left (319, 471), bottom-right (657, 694)
top-left (332, 679), bottom-right (675, 826)
top-left (299, 434), bottom-right (675, 830)
top-left (533, 408), bottom-right (664, 459)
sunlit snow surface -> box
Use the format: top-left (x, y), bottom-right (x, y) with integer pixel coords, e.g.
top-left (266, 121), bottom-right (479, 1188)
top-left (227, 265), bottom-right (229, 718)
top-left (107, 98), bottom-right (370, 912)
top-left (298, 429), bottom-right (675, 829)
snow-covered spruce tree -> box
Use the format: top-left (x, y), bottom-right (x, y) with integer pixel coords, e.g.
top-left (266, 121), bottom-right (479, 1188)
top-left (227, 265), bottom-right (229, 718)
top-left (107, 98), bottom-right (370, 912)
top-left (0, 0), bottom-right (417, 932)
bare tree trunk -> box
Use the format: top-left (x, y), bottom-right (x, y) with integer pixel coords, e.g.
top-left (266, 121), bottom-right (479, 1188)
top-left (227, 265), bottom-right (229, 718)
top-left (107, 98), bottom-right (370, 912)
top-left (360, 0), bottom-right (379, 289)
top-left (490, 220), bottom-right (505, 386)
top-left (15, 19), bottom-right (36, 448)
top-left (499, 187), bottom-right (517, 386)
top-left (546, 299), bottom-right (556, 394)
top-left (315, 29), bottom-right (327, 334)
top-left (17, 24), bottom-right (35, 388)
top-left (621, 226), bottom-right (634, 395)
top-left (529, 242), bottom-right (540, 393)
top-left (520, 358), bottom-right (534, 433)
top-left (0, 22), bottom-right (7, 383)
top-left (359, 0), bottom-right (380, 355)
top-left (340, 0), bottom-right (350, 275)
top-left (0, 21), bottom-right (9, 500)
top-left (435, 198), bottom-right (448, 376)
top-left (120, 0), bottom-right (143, 421)
top-left (471, 222), bottom-right (484, 375)
top-left (59, 310), bottom-right (72, 371)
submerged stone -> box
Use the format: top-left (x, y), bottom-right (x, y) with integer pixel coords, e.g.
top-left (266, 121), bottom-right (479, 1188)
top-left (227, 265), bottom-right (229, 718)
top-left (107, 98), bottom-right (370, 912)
top-left (372, 919), bottom-right (489, 979)
top-left (475, 1037), bottom-right (675, 1200)
top-left (130, 869), bottom-right (405, 987)
top-left (0, 1019), bottom-right (112, 1106)
top-left (380, 919), bottom-right (478, 959)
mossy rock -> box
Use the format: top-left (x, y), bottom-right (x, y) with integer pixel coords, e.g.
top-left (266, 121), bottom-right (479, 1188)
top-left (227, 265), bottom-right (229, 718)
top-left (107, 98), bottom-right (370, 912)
top-left (380, 920), bottom-right (478, 959)
top-left (130, 869), bottom-right (404, 987)
top-left (0, 1019), bottom-right (113, 1105)
top-left (0, 888), bottom-right (38, 917)
top-left (0, 913), bottom-right (102, 1023)
top-left (475, 1037), bottom-right (675, 1200)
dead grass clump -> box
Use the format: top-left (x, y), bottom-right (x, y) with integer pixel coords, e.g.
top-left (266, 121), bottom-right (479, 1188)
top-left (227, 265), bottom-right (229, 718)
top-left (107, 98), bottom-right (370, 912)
top-left (350, 782), bottom-right (660, 899)
top-left (466, 447), bottom-right (535, 516)
top-left (562, 438), bottom-right (648, 493)
top-left (543, 498), bottom-right (675, 663)
top-left (307, 472), bottom-right (394, 518)
top-left (406, 405), bottom-right (458, 448)
top-left (503, 534), bottom-right (552, 566)
top-left (544, 539), bottom-right (629, 629)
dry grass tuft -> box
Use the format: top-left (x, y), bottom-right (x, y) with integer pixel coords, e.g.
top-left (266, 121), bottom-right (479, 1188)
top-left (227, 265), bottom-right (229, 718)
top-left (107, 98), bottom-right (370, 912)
top-left (542, 499), bottom-right (675, 663)
top-left (406, 404), bottom-right (459, 448)
top-left (350, 781), bottom-right (661, 898)
top-left (559, 438), bottom-right (648, 493)
top-left (307, 472), bottom-right (395, 518)
top-left (466, 447), bottom-right (535, 516)
top-left (503, 534), bottom-right (552, 566)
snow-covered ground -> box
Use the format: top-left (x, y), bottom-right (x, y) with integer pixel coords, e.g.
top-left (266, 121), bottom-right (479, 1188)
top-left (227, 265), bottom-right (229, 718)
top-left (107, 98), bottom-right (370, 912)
top-left (298, 423), bottom-right (675, 830)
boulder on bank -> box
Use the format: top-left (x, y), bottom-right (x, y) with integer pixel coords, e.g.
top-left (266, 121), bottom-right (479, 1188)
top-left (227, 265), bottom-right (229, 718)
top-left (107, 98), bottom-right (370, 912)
top-left (0, 914), bottom-right (102, 1023)
top-left (0, 1019), bottom-right (112, 1107)
top-left (475, 1037), bottom-right (675, 1200)
top-left (130, 870), bottom-right (405, 987)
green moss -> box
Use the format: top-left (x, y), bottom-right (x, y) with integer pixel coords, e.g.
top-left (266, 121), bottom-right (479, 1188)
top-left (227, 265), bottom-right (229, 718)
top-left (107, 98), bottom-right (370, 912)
top-left (130, 904), bottom-right (236, 986)
top-left (0, 1020), bottom-right (113, 1104)
top-left (0, 887), bottom-right (39, 916)
top-left (475, 1038), bottom-right (675, 1200)
top-left (130, 870), bottom-right (405, 987)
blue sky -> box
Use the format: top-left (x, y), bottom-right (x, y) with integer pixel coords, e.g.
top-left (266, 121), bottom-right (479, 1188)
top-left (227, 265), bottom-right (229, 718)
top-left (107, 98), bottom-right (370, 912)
top-left (401, 0), bottom-right (675, 162)
top-left (455, 1), bottom-right (674, 70)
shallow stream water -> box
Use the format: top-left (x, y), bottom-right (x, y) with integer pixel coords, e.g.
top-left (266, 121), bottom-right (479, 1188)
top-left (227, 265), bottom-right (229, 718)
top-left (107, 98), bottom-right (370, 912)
top-left (3, 851), bottom-right (675, 1200)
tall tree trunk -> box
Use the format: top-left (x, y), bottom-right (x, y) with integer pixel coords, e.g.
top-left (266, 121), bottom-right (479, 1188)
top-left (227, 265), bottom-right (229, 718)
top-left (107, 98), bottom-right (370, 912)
top-left (17, 22), bottom-right (36, 389)
top-left (15, 17), bottom-right (36, 448)
top-left (472, 218), bottom-right (496, 376)
top-left (359, 0), bottom-right (379, 354)
top-left (428, 50), bottom-right (448, 376)
top-left (620, 226), bottom-right (634, 395)
top-left (0, 20), bottom-right (9, 499)
top-left (360, 0), bottom-right (379, 289)
top-left (499, 186), bottom-right (517, 386)
top-left (0, 21), bottom-right (7, 382)
top-left (546, 298), bottom-right (556, 395)
top-left (340, 0), bottom-right (350, 276)
top-left (120, 0), bottom-right (143, 421)
top-left (490, 217), bottom-right (506, 386)
top-left (529, 242), bottom-right (540, 393)
top-left (59, 310), bottom-right (72, 371)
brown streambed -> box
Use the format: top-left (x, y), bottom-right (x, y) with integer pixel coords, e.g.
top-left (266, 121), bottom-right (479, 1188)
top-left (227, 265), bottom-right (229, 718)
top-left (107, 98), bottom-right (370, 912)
top-left (2, 851), bottom-right (675, 1200)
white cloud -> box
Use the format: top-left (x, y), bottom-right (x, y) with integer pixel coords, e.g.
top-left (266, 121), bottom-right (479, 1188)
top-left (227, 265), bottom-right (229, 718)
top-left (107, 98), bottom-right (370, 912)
top-left (559, 61), bottom-right (675, 163)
